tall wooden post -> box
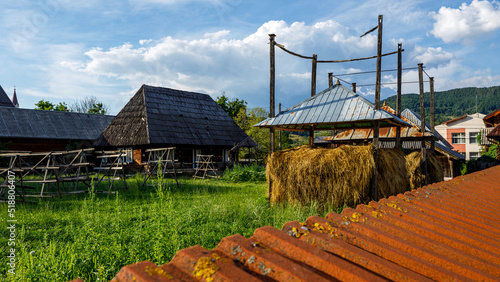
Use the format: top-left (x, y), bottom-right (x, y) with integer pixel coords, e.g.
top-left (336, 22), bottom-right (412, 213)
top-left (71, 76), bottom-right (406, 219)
top-left (430, 77), bottom-right (435, 153)
top-left (418, 63), bottom-right (427, 186)
top-left (269, 34), bottom-right (276, 155)
top-left (352, 82), bottom-right (356, 93)
top-left (395, 43), bottom-right (402, 149)
top-left (268, 34), bottom-right (276, 201)
top-left (328, 72), bottom-right (333, 87)
top-left (369, 15), bottom-right (383, 202)
top-left (309, 54), bottom-right (317, 146)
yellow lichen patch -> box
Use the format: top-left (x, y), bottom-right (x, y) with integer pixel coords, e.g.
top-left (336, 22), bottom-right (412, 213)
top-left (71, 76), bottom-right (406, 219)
top-left (212, 253), bottom-right (227, 262)
top-left (350, 212), bottom-right (362, 222)
top-left (371, 211), bottom-right (383, 219)
top-left (385, 202), bottom-right (403, 211)
top-left (193, 257), bottom-right (219, 282)
top-left (299, 221), bottom-right (306, 226)
top-left (144, 265), bottom-right (173, 279)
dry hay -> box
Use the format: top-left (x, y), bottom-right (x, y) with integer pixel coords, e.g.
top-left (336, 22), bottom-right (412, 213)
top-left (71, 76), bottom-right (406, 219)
top-left (406, 151), bottom-right (444, 190)
top-left (266, 144), bottom-right (409, 210)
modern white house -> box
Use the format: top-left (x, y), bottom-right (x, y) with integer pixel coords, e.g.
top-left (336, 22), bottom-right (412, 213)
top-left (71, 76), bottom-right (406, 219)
top-left (435, 113), bottom-right (486, 160)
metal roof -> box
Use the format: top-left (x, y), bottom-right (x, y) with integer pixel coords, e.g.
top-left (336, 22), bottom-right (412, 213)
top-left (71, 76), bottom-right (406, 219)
top-left (94, 85), bottom-right (253, 148)
top-left (0, 107), bottom-right (114, 140)
top-left (315, 105), bottom-right (464, 160)
top-left (0, 85), bottom-right (15, 108)
top-left (103, 165), bottom-right (500, 281)
top-left (254, 84), bottom-right (410, 131)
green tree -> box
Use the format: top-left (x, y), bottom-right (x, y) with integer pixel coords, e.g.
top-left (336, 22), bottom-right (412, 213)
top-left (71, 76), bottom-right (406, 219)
top-left (216, 93), bottom-right (247, 118)
top-left (35, 100), bottom-right (68, 111)
top-left (35, 100), bottom-right (55, 111)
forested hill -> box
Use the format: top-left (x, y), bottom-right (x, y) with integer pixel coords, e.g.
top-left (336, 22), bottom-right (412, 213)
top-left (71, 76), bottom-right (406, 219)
top-left (382, 85), bottom-right (500, 125)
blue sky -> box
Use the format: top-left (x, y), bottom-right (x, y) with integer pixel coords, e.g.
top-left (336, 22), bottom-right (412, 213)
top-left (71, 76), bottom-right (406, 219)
top-left (1, 0), bottom-right (500, 114)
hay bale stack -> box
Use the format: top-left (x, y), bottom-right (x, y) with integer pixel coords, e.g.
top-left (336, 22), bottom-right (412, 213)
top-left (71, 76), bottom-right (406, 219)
top-left (406, 151), bottom-right (444, 190)
top-left (266, 145), bottom-right (409, 209)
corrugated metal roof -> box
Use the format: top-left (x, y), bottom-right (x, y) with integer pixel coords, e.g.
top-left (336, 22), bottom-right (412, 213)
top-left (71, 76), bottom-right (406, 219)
top-left (94, 85), bottom-right (253, 148)
top-left (104, 165), bottom-right (500, 281)
top-left (316, 105), bottom-right (464, 160)
top-left (0, 107), bottom-right (114, 140)
top-left (0, 85), bottom-right (15, 108)
top-left (254, 84), bottom-right (410, 131)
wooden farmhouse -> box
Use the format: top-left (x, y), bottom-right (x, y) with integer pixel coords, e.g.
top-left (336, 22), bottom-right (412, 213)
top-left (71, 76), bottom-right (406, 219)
top-left (0, 107), bottom-right (114, 152)
top-left (93, 84), bottom-right (255, 169)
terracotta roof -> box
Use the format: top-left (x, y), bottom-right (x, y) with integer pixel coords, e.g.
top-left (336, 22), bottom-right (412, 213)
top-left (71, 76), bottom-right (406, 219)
top-left (441, 115), bottom-right (467, 125)
top-left (102, 165), bottom-right (500, 281)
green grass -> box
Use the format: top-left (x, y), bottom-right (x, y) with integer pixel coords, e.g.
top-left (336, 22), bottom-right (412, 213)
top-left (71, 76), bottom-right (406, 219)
top-left (0, 173), bottom-right (336, 281)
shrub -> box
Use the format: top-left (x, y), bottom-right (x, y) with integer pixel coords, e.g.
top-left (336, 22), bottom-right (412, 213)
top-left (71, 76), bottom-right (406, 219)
top-left (222, 164), bottom-right (266, 182)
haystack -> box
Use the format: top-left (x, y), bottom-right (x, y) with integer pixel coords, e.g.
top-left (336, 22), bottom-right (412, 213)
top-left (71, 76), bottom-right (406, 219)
top-left (266, 144), bottom-right (409, 210)
top-left (406, 151), bottom-right (444, 190)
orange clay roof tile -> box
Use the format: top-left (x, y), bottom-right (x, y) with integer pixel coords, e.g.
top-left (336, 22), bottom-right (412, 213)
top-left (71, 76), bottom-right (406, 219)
top-left (103, 165), bottom-right (500, 281)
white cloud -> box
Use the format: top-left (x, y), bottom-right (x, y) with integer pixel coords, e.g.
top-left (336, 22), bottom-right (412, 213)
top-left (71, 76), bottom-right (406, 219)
top-left (431, 0), bottom-right (500, 43)
top-left (412, 46), bottom-right (454, 66)
top-left (59, 19), bottom-right (380, 108)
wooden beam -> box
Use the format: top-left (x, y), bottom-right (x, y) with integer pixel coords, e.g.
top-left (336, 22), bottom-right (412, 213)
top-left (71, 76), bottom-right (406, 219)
top-left (418, 63), bottom-right (428, 186)
top-left (370, 15), bottom-right (383, 202)
top-left (430, 77), bottom-right (435, 153)
top-left (352, 82), bottom-right (356, 93)
top-left (328, 72), bottom-right (333, 87)
top-left (395, 43), bottom-right (402, 149)
top-left (269, 34), bottom-right (276, 155)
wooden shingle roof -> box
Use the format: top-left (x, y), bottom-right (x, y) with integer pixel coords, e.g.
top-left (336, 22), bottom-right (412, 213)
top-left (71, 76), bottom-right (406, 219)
top-left (0, 107), bottom-right (114, 140)
top-left (93, 85), bottom-right (251, 147)
top-left (0, 85), bottom-right (15, 108)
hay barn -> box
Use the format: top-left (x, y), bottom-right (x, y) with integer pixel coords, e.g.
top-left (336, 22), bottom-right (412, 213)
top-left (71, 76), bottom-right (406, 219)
top-left (93, 84), bottom-right (255, 169)
top-left (315, 106), bottom-right (465, 178)
top-left (0, 107), bottom-right (114, 152)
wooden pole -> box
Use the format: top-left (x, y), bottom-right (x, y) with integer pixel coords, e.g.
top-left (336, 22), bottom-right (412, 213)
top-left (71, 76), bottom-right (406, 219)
top-left (311, 54), bottom-right (317, 97)
top-left (352, 82), bottom-right (356, 93)
top-left (328, 72), bottom-right (333, 87)
top-left (430, 77), bottom-right (435, 153)
top-left (279, 103), bottom-right (282, 151)
top-left (418, 63), bottom-right (427, 186)
top-left (395, 43), bottom-right (402, 149)
top-left (269, 34), bottom-right (276, 155)
top-left (268, 34), bottom-right (276, 201)
top-left (309, 54), bottom-right (317, 145)
top-left (369, 15), bottom-right (383, 202)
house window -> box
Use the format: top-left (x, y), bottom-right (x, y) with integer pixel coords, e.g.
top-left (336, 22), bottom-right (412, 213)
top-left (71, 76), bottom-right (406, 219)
top-left (469, 132), bottom-right (479, 144)
top-left (451, 133), bottom-right (466, 144)
top-left (469, 152), bottom-right (480, 160)
top-left (118, 147), bottom-right (133, 163)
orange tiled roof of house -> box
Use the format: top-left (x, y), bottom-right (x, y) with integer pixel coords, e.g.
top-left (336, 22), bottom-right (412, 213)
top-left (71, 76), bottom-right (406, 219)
top-left (70, 165), bottom-right (500, 281)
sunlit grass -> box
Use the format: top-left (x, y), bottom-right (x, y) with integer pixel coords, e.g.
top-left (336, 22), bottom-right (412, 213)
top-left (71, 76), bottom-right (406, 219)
top-left (0, 172), bottom-right (337, 281)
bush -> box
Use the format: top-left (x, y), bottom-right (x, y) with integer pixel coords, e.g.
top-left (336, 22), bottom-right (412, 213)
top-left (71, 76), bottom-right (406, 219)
top-left (222, 164), bottom-right (266, 182)
top-left (461, 142), bottom-right (499, 175)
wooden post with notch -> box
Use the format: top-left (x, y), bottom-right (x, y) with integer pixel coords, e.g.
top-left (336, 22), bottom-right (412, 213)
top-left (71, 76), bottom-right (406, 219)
top-left (328, 72), bottom-right (333, 87)
top-left (352, 82), bottom-right (356, 93)
top-left (369, 15), bottom-right (383, 202)
top-left (279, 103), bottom-right (282, 151)
top-left (418, 63), bottom-right (427, 186)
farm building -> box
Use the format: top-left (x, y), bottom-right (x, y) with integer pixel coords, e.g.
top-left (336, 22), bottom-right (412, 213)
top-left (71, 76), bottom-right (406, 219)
top-left (93, 84), bottom-right (255, 168)
top-left (0, 85), bottom-right (16, 108)
top-left (0, 107), bottom-right (114, 152)
top-left (315, 106), bottom-right (465, 178)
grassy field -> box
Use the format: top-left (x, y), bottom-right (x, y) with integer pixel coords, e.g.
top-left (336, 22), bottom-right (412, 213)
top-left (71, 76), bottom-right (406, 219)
top-left (0, 167), bottom-right (334, 281)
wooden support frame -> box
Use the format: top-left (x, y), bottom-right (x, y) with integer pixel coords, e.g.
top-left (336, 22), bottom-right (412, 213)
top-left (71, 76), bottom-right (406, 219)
top-left (94, 150), bottom-right (128, 190)
top-left (142, 147), bottom-right (179, 188)
top-left (193, 154), bottom-right (219, 182)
